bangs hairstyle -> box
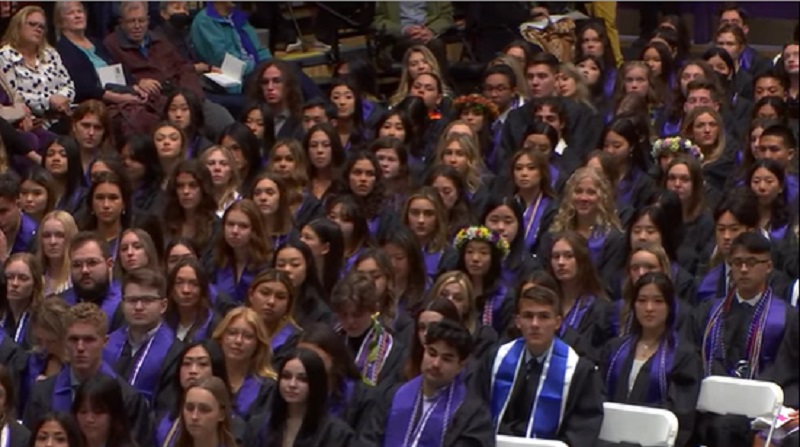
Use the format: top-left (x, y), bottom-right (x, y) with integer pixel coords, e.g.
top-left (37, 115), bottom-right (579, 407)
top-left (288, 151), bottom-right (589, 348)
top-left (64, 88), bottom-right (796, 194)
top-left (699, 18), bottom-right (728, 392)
top-left (211, 307), bottom-right (277, 380)
top-left (516, 283), bottom-right (562, 317)
top-left (325, 194), bottom-right (371, 252)
top-left (71, 375), bottom-right (135, 447)
top-left (550, 167), bottom-right (621, 233)
top-left (378, 225), bottom-right (427, 310)
top-left (164, 88), bottom-right (206, 137)
top-left (510, 147), bottom-right (556, 199)
top-left (629, 271), bottom-right (678, 339)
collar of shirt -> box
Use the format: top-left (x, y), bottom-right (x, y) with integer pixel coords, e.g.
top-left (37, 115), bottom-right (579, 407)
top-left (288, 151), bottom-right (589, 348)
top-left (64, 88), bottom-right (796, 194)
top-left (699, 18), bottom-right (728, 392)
top-left (127, 323), bottom-right (161, 352)
top-left (736, 289), bottom-right (764, 307)
top-left (524, 342), bottom-right (552, 365)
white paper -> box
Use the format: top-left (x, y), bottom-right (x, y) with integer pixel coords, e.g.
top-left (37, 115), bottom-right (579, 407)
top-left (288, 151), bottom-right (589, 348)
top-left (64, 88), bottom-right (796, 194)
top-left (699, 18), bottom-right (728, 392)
top-left (203, 53), bottom-right (246, 88)
top-left (97, 63), bottom-right (126, 87)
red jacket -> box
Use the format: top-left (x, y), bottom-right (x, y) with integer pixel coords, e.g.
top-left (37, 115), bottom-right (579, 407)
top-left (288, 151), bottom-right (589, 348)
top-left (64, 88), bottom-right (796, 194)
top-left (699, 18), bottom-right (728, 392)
top-left (103, 28), bottom-right (205, 106)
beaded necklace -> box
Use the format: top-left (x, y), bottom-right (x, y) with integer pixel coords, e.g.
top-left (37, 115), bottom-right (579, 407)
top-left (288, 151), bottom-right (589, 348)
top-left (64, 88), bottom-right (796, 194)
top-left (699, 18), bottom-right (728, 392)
top-left (400, 381), bottom-right (457, 447)
top-left (353, 315), bottom-right (393, 386)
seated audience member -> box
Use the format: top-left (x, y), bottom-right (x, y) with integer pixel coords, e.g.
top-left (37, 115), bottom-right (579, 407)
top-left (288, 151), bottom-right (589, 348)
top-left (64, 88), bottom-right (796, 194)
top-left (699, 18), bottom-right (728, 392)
top-left (176, 376), bottom-right (240, 447)
top-left (247, 60), bottom-right (307, 141)
top-left (54, 2), bottom-right (160, 137)
top-left (22, 302), bottom-right (151, 445)
top-left (473, 286), bottom-right (604, 445)
top-left (301, 97), bottom-right (337, 133)
top-left (243, 348), bottom-right (356, 446)
top-left (103, 1), bottom-right (234, 139)
top-left (0, 6), bottom-right (75, 132)
top-left (601, 272), bottom-right (701, 447)
top-left (692, 232), bottom-right (798, 447)
top-left (71, 375), bottom-right (138, 447)
top-left (0, 66), bottom-right (50, 170)
top-left (717, 5), bottom-right (773, 78)
top-left (102, 268), bottom-right (184, 404)
top-left (60, 232), bottom-right (124, 331)
top-left (0, 364), bottom-right (29, 446)
top-left (372, 2), bottom-right (453, 74)
top-left (0, 171), bottom-right (38, 257)
top-left (362, 319), bottom-right (495, 447)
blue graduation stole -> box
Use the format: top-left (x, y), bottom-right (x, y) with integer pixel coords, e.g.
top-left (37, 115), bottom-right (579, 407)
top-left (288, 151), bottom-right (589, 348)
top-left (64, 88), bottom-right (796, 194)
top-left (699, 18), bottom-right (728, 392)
top-left (270, 323), bottom-right (298, 351)
top-left (214, 264), bottom-right (259, 304)
top-left (51, 362), bottom-right (118, 412)
top-left (11, 212), bottom-right (38, 254)
top-left (491, 337), bottom-right (579, 438)
top-left (234, 374), bottom-right (265, 418)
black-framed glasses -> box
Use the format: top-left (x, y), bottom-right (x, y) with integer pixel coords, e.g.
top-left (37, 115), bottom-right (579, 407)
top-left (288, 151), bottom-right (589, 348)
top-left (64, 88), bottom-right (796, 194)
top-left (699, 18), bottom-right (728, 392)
top-left (123, 295), bottom-right (163, 305)
top-left (730, 258), bottom-right (770, 269)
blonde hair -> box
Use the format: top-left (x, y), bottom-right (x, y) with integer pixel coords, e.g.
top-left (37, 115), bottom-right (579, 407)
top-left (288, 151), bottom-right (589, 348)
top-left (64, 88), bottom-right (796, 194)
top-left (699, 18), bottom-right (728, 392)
top-left (558, 62), bottom-right (595, 110)
top-left (36, 211), bottom-right (79, 295)
top-left (267, 139), bottom-right (308, 210)
top-left (390, 45), bottom-right (450, 106)
top-left (681, 106), bottom-right (726, 165)
top-left (1, 6), bottom-right (50, 57)
top-left (550, 167), bottom-right (621, 233)
top-left (402, 187), bottom-right (450, 252)
top-left (200, 145), bottom-right (241, 211)
top-left (212, 307), bottom-right (277, 380)
top-left (428, 271), bottom-right (477, 333)
top-left (434, 133), bottom-right (485, 193)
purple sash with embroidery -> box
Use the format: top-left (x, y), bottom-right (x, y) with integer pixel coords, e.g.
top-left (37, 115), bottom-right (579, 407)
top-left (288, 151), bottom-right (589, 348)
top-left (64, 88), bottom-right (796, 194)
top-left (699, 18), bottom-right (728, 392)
top-left (703, 289), bottom-right (787, 377)
top-left (270, 323), bottom-right (297, 351)
top-left (383, 374), bottom-right (466, 447)
top-left (522, 195), bottom-right (550, 252)
top-left (605, 334), bottom-right (677, 404)
top-left (422, 249), bottom-right (443, 279)
top-left (234, 374), bottom-right (263, 417)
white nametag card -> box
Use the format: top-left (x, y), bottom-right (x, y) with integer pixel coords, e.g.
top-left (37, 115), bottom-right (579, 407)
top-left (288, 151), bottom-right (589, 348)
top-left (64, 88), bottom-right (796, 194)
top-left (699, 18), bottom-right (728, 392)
top-left (97, 64), bottom-right (126, 87)
top-left (204, 53), bottom-right (246, 88)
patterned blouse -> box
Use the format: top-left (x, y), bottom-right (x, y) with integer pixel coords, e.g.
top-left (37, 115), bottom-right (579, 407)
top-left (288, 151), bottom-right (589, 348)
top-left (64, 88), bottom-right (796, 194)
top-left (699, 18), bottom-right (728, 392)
top-left (0, 44), bottom-right (75, 124)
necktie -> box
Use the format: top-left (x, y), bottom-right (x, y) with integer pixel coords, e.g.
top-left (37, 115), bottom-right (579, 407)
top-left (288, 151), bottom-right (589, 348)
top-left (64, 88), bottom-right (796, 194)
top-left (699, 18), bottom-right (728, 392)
top-left (523, 358), bottom-right (543, 408)
top-left (115, 341), bottom-right (134, 377)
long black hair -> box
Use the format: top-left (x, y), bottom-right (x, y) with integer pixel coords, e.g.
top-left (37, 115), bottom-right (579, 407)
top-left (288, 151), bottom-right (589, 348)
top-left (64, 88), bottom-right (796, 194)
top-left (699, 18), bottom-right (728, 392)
top-left (30, 412), bottom-right (85, 447)
top-left (269, 348), bottom-right (330, 444)
top-left (168, 339), bottom-right (229, 419)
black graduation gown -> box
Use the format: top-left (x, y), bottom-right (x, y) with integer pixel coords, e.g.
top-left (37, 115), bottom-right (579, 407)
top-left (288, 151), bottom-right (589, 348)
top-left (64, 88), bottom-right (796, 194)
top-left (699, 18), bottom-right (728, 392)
top-left (537, 229), bottom-right (627, 291)
top-left (6, 420), bottom-right (30, 447)
top-left (22, 364), bottom-right (152, 446)
top-left (0, 329), bottom-right (22, 374)
top-left (761, 312), bottom-right (799, 408)
top-left (361, 380), bottom-right (496, 447)
top-left (242, 412), bottom-right (356, 447)
top-left (562, 298), bottom-right (615, 365)
top-left (471, 342), bottom-right (605, 447)
top-left (677, 211), bottom-right (715, 277)
top-left (600, 338), bottom-right (702, 447)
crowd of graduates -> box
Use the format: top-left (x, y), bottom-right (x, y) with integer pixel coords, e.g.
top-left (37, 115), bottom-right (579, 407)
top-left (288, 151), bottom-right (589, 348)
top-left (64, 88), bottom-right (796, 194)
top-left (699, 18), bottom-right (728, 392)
top-left (0, 1), bottom-right (796, 447)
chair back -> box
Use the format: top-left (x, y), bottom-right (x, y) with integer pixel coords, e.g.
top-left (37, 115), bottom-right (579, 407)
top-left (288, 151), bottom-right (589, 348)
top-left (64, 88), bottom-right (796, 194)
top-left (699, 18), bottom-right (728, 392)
top-left (599, 402), bottom-right (679, 447)
top-left (696, 376), bottom-right (784, 419)
top-left (496, 435), bottom-right (569, 447)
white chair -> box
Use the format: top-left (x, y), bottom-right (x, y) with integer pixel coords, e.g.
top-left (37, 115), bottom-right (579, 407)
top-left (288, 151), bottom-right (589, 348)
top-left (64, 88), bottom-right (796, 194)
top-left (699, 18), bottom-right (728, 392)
top-left (598, 402), bottom-right (679, 446)
top-left (496, 435), bottom-right (569, 447)
top-left (696, 376), bottom-right (784, 446)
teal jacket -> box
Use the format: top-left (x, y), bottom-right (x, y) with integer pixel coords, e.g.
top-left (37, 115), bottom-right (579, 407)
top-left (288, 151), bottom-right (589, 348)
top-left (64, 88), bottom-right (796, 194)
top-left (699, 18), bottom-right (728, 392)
top-left (190, 5), bottom-right (271, 91)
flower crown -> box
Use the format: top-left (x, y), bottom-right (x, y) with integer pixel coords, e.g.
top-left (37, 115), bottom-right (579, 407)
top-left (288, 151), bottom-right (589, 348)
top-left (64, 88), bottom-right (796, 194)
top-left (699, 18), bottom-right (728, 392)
top-left (651, 136), bottom-right (704, 162)
top-left (453, 94), bottom-right (500, 121)
top-left (454, 225), bottom-right (510, 258)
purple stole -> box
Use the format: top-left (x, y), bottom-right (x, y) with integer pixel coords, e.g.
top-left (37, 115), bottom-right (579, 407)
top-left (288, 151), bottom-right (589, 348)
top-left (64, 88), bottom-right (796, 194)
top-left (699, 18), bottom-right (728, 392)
top-left (610, 300), bottom-right (625, 337)
top-left (57, 187), bottom-right (85, 213)
top-left (61, 282), bottom-right (123, 327)
top-left (603, 69), bottom-right (617, 99)
top-left (660, 119), bottom-right (681, 138)
top-left (558, 295), bottom-right (596, 337)
top-left (234, 374), bottom-right (264, 417)
top-left (103, 323), bottom-right (175, 401)
top-left (271, 233), bottom-right (289, 250)
top-left (214, 264), bottom-right (259, 304)
top-left (155, 414), bottom-right (180, 447)
top-left (521, 194), bottom-right (550, 253)
top-left (51, 362), bottom-right (118, 412)
top-left (697, 264), bottom-right (724, 303)
top-left (616, 169), bottom-right (642, 209)
top-left (702, 288), bottom-right (787, 378)
top-left (362, 99), bottom-right (375, 123)
top-left (739, 46), bottom-right (755, 72)
top-left (329, 379), bottom-right (356, 419)
top-left (482, 285), bottom-right (509, 333)
top-left (367, 217), bottom-right (380, 238)
top-left (270, 323), bottom-right (297, 351)
top-left (768, 223), bottom-right (789, 241)
top-left (188, 310), bottom-right (215, 343)
top-left (341, 247), bottom-right (365, 279)
top-left (383, 374), bottom-right (467, 447)
top-left (548, 164), bottom-right (561, 191)
top-left (10, 212), bottom-right (38, 254)
top-left (587, 231), bottom-right (607, 266)
top-left (605, 333), bottom-right (677, 404)
top-left (422, 248), bottom-right (443, 280)
top-left (786, 174), bottom-right (798, 204)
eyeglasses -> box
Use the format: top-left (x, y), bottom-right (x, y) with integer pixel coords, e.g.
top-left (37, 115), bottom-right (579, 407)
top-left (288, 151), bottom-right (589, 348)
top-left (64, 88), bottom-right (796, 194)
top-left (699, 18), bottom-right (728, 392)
top-left (730, 258), bottom-right (770, 269)
top-left (123, 17), bottom-right (148, 26)
top-left (483, 85), bottom-right (510, 94)
top-left (71, 258), bottom-right (105, 269)
top-left (123, 295), bottom-right (163, 305)
top-left (25, 20), bottom-right (45, 31)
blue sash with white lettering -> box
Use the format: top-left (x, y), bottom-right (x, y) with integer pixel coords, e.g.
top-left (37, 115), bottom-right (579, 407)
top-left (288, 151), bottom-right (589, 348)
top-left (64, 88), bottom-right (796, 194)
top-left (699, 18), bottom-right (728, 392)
top-left (491, 337), bottom-right (574, 439)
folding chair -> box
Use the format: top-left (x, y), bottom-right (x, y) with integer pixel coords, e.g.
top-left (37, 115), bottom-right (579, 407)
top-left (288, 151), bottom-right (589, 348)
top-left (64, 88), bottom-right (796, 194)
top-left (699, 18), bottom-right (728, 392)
top-left (696, 376), bottom-right (784, 447)
top-left (496, 435), bottom-right (569, 447)
top-left (599, 402), bottom-right (679, 447)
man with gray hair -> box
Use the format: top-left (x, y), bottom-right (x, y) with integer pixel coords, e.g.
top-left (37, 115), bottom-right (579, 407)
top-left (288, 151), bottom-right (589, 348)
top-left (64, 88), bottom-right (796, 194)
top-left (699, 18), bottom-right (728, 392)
top-left (103, 1), bottom-right (234, 139)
